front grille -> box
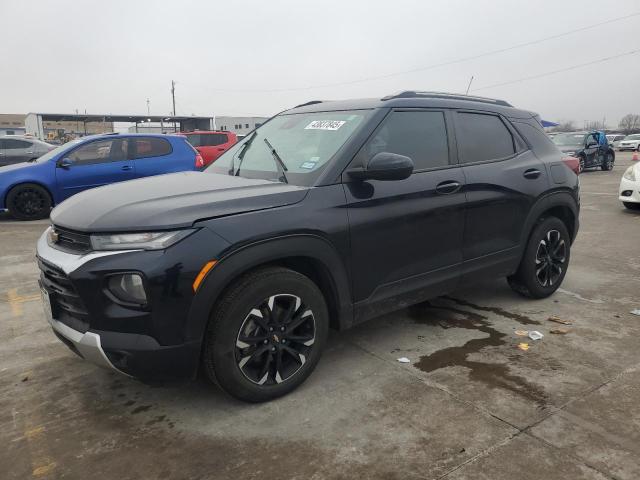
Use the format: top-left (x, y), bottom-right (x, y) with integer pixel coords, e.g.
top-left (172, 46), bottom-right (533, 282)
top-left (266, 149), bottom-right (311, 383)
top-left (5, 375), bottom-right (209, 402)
top-left (51, 226), bottom-right (92, 254)
top-left (38, 258), bottom-right (89, 333)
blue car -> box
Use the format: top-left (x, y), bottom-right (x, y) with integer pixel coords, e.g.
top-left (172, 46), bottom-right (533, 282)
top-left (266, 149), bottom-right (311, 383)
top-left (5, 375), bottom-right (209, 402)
top-left (0, 133), bottom-right (201, 220)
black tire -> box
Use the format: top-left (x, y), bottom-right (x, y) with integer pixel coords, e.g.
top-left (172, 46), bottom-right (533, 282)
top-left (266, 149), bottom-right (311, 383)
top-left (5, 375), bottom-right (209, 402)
top-left (578, 156), bottom-right (585, 173)
top-left (623, 202), bottom-right (640, 210)
top-left (203, 266), bottom-right (329, 402)
top-left (507, 216), bottom-right (571, 299)
top-left (600, 152), bottom-right (614, 171)
top-left (6, 183), bottom-right (52, 220)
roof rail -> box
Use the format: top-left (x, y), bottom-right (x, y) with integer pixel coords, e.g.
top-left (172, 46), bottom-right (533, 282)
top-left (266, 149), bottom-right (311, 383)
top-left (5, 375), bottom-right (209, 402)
top-left (294, 100), bottom-right (324, 108)
top-left (381, 91), bottom-right (512, 107)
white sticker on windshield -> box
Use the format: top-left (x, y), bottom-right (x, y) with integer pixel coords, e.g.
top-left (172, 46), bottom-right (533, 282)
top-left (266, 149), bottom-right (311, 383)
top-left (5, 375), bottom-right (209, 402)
top-left (300, 161), bottom-right (317, 170)
top-left (305, 120), bottom-right (346, 131)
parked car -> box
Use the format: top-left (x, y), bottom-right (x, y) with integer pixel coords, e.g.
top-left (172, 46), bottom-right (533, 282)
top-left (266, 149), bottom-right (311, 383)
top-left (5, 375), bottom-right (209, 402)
top-left (619, 163), bottom-right (640, 210)
top-left (551, 131), bottom-right (615, 172)
top-left (37, 91), bottom-right (579, 402)
top-left (0, 133), bottom-right (201, 220)
top-left (180, 130), bottom-right (237, 167)
top-left (606, 134), bottom-right (626, 149)
top-left (0, 136), bottom-right (55, 166)
top-left (618, 134), bottom-right (640, 151)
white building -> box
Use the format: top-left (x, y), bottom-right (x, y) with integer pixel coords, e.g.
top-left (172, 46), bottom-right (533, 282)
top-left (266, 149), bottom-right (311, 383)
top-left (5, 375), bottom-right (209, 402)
top-left (215, 116), bottom-right (269, 135)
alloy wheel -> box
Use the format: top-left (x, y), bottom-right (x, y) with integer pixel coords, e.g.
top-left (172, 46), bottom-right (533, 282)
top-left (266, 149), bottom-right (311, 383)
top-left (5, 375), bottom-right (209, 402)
top-left (535, 229), bottom-right (566, 287)
top-left (14, 188), bottom-right (46, 217)
top-left (235, 294), bottom-right (316, 386)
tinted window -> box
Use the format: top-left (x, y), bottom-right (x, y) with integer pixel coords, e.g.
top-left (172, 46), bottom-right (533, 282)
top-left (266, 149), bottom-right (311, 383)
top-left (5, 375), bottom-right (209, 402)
top-left (185, 133), bottom-right (228, 147)
top-left (67, 138), bottom-right (129, 165)
top-left (3, 139), bottom-right (32, 150)
top-left (358, 110), bottom-right (449, 170)
top-left (456, 113), bottom-right (515, 163)
top-left (133, 137), bottom-right (172, 159)
top-left (514, 122), bottom-right (561, 156)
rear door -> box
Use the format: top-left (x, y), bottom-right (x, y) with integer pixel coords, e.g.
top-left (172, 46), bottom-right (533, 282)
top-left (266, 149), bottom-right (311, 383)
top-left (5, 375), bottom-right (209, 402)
top-left (55, 137), bottom-right (135, 200)
top-left (130, 136), bottom-right (183, 178)
top-left (343, 109), bottom-right (466, 321)
top-left (454, 110), bottom-right (548, 281)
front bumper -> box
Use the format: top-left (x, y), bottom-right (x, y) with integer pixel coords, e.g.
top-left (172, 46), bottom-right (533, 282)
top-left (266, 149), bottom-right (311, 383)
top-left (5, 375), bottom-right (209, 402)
top-left (36, 226), bottom-right (228, 379)
top-left (619, 145), bottom-right (639, 151)
top-left (619, 176), bottom-right (640, 204)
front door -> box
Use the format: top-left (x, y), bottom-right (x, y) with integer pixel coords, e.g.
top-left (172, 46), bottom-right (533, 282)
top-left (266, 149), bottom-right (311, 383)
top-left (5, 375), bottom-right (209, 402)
top-left (55, 137), bottom-right (136, 201)
top-left (583, 133), bottom-right (599, 167)
top-left (343, 109), bottom-right (466, 322)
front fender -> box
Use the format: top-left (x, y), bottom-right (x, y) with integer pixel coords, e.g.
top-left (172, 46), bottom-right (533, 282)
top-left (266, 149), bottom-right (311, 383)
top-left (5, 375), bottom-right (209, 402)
top-left (185, 233), bottom-right (353, 344)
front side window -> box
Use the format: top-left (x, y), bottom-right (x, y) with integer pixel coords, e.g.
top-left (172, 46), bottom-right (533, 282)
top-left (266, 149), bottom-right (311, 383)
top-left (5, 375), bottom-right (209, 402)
top-left (67, 138), bottom-right (129, 165)
top-left (133, 137), bottom-right (172, 159)
top-left (456, 112), bottom-right (516, 163)
top-left (207, 110), bottom-right (373, 186)
top-left (355, 110), bottom-right (450, 171)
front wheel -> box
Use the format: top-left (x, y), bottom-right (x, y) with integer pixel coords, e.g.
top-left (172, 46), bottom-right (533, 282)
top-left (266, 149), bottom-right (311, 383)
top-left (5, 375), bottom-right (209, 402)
top-left (6, 183), bottom-right (52, 220)
top-left (203, 266), bottom-right (329, 402)
top-left (578, 156), bottom-right (585, 173)
top-left (623, 202), bottom-right (640, 210)
top-left (508, 216), bottom-right (571, 299)
top-left (601, 153), bottom-right (614, 171)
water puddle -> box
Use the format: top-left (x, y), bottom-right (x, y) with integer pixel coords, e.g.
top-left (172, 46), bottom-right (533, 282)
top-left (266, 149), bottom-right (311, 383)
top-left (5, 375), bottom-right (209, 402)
top-left (409, 301), bottom-right (548, 406)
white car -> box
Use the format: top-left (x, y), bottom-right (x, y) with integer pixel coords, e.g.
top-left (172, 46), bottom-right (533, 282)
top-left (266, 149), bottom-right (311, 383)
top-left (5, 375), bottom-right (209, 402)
top-left (619, 163), bottom-right (640, 210)
top-left (618, 134), bottom-right (640, 152)
top-left (606, 134), bottom-right (626, 149)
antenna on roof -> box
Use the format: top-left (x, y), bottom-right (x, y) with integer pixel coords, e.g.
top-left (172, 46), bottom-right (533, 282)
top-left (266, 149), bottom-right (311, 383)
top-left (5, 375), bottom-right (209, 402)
top-left (465, 76), bottom-right (474, 95)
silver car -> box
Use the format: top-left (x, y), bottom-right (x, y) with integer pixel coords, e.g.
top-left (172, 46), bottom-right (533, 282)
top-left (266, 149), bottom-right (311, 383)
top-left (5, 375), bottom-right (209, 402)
top-left (0, 136), bottom-right (55, 166)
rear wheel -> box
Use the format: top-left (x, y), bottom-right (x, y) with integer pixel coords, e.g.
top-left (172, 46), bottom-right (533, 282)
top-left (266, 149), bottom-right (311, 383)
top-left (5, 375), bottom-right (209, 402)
top-left (6, 183), bottom-right (52, 220)
top-left (508, 216), bottom-right (571, 299)
top-left (203, 266), bottom-right (329, 402)
top-left (601, 153), bottom-right (614, 171)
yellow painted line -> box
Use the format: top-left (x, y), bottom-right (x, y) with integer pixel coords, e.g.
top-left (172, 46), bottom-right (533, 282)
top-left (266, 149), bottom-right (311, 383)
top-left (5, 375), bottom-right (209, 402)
top-left (5, 289), bottom-right (41, 317)
top-left (32, 461), bottom-right (57, 477)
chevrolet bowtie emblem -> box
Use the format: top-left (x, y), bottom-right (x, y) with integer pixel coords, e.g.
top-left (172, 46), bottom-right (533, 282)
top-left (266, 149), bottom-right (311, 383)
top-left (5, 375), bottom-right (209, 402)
top-left (273, 334), bottom-right (280, 343)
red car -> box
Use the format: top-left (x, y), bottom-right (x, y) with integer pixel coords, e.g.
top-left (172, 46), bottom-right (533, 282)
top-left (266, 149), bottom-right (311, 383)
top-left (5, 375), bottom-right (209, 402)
top-left (180, 131), bottom-right (237, 167)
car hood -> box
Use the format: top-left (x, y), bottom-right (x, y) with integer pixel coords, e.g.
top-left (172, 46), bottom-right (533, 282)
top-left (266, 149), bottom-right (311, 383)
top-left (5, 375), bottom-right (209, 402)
top-left (51, 171), bottom-right (310, 232)
top-left (0, 161), bottom-right (36, 174)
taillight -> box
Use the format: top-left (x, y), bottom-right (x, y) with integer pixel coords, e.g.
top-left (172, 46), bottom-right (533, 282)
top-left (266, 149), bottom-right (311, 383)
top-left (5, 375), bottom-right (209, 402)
top-left (195, 153), bottom-right (205, 168)
top-left (562, 156), bottom-right (580, 175)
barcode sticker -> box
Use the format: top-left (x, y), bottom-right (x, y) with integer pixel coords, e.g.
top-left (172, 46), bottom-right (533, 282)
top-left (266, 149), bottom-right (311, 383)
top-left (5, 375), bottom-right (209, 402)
top-left (305, 120), bottom-right (346, 131)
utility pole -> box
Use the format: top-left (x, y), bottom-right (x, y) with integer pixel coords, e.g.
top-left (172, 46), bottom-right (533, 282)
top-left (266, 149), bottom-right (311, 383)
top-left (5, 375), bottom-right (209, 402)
top-left (146, 98), bottom-right (150, 116)
top-left (465, 76), bottom-right (474, 95)
top-left (171, 80), bottom-right (177, 132)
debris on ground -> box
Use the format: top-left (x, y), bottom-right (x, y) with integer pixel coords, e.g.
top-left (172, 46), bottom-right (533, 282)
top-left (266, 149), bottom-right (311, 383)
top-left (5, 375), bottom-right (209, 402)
top-left (548, 316), bottom-right (573, 325)
top-left (528, 331), bottom-right (544, 341)
top-left (517, 343), bottom-right (530, 351)
top-left (514, 330), bottom-right (528, 337)
top-left (397, 357), bottom-right (411, 363)
top-left (21, 376), bottom-right (28, 382)
top-left (630, 309), bottom-right (640, 316)
top-left (550, 328), bottom-right (570, 334)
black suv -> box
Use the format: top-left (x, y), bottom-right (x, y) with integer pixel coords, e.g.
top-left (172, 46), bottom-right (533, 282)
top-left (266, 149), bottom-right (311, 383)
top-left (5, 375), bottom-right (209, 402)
top-left (37, 91), bottom-right (579, 402)
top-left (551, 131), bottom-right (615, 172)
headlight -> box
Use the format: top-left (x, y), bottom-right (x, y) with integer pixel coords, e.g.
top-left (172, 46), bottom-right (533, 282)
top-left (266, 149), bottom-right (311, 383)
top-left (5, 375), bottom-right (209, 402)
top-left (623, 166), bottom-right (636, 181)
top-left (90, 229), bottom-right (195, 250)
top-left (564, 151), bottom-right (575, 156)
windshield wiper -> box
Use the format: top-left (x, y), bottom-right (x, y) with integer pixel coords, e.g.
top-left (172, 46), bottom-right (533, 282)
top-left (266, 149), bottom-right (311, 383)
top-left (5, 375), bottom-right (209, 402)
top-left (229, 130), bottom-right (258, 176)
top-left (263, 138), bottom-right (288, 184)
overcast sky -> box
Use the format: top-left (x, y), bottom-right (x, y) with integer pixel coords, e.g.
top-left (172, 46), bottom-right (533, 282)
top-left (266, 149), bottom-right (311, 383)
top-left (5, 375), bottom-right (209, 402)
top-left (2, 0), bottom-right (639, 127)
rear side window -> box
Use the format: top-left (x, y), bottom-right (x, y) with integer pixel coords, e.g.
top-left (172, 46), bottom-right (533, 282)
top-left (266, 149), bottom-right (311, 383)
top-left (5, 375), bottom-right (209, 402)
top-left (67, 138), bottom-right (129, 165)
top-left (3, 139), bottom-right (32, 150)
top-left (185, 133), bottom-right (228, 147)
top-left (456, 112), bottom-right (515, 163)
top-left (358, 110), bottom-right (450, 171)
top-left (133, 137), bottom-right (172, 159)
top-left (513, 121), bottom-right (561, 156)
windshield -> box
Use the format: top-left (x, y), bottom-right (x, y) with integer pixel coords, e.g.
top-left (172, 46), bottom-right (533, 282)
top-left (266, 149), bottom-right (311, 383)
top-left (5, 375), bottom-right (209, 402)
top-left (206, 110), bottom-right (372, 186)
top-left (34, 138), bottom-right (83, 163)
top-left (624, 134), bottom-right (640, 140)
top-left (552, 133), bottom-right (586, 147)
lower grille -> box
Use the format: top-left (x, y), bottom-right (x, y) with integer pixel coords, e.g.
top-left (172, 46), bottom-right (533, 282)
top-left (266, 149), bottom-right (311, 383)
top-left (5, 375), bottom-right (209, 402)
top-left (38, 258), bottom-right (89, 333)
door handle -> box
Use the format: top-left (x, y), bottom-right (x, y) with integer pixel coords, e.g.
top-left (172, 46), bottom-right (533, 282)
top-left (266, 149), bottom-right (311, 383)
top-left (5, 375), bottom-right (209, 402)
top-left (121, 165), bottom-right (133, 171)
top-left (523, 168), bottom-right (541, 179)
top-left (435, 181), bottom-right (462, 195)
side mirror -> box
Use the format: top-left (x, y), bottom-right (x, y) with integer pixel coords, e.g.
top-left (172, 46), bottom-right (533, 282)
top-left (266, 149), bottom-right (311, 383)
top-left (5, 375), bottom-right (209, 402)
top-left (57, 157), bottom-right (73, 168)
top-left (348, 152), bottom-right (414, 181)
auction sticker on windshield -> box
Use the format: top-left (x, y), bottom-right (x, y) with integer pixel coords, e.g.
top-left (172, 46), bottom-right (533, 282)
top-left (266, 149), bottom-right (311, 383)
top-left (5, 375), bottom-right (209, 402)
top-left (305, 120), bottom-right (346, 131)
